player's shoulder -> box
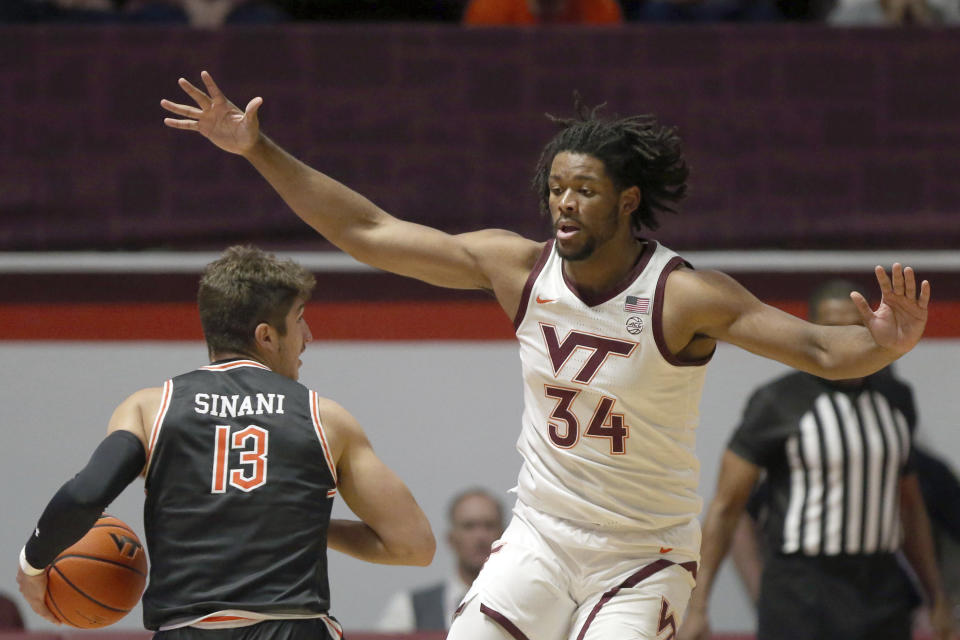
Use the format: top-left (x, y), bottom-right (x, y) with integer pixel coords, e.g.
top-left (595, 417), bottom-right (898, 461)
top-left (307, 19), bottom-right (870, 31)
top-left (308, 394), bottom-right (361, 434)
top-left (664, 266), bottom-right (757, 321)
top-left (460, 228), bottom-right (544, 268)
top-left (126, 386), bottom-right (166, 409)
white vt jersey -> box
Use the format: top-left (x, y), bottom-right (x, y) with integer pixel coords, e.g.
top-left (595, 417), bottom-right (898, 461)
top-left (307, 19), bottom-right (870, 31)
top-left (513, 240), bottom-right (712, 557)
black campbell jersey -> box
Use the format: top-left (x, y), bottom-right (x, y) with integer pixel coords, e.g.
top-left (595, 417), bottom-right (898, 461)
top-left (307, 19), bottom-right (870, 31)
top-left (142, 359), bottom-right (338, 630)
top-left (729, 370), bottom-right (916, 557)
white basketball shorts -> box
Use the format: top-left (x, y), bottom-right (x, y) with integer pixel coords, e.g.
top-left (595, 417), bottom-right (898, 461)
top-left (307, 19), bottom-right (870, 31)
top-left (448, 500), bottom-right (697, 640)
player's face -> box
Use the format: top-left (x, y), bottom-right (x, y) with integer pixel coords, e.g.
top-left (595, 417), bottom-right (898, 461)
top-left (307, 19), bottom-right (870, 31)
top-left (548, 152), bottom-right (626, 262)
top-left (275, 298), bottom-right (312, 381)
top-left (447, 494), bottom-right (503, 578)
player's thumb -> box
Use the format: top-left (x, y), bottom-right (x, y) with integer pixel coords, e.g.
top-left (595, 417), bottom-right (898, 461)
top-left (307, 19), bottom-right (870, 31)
top-left (850, 291), bottom-right (874, 324)
top-left (245, 96), bottom-right (263, 125)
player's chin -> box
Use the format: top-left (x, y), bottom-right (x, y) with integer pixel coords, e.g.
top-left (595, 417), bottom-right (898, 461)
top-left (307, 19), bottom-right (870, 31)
top-left (556, 241), bottom-right (593, 262)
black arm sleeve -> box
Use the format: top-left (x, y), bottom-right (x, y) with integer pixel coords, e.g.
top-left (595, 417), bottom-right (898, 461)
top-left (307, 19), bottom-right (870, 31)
top-left (24, 430), bottom-right (146, 569)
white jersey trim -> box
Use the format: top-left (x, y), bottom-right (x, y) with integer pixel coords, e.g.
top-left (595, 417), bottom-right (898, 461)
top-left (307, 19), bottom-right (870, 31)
top-left (199, 359), bottom-right (271, 372)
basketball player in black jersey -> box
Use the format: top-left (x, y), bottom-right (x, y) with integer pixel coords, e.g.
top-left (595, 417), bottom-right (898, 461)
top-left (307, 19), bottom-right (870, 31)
top-left (16, 246), bottom-right (436, 639)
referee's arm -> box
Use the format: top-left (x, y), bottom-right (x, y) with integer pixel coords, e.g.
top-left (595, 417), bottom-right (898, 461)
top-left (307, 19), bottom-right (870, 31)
top-left (680, 450), bottom-right (761, 640)
top-left (899, 473), bottom-right (956, 640)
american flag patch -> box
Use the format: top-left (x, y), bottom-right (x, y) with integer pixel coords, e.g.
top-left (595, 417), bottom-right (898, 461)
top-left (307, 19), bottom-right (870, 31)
top-left (624, 296), bottom-right (650, 313)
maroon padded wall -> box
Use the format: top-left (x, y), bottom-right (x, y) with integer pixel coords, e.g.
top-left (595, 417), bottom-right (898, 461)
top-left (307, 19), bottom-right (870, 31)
top-left (1, 25), bottom-right (959, 251)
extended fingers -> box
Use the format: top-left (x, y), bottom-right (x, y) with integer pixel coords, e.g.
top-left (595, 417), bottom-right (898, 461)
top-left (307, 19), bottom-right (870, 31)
top-left (200, 70), bottom-right (224, 100)
top-left (874, 265), bottom-right (892, 296)
top-left (163, 117), bottom-right (199, 131)
top-left (178, 77), bottom-right (211, 109)
top-left (160, 98), bottom-right (202, 119)
top-left (903, 265), bottom-right (916, 300)
top-left (890, 262), bottom-right (905, 296)
top-left (919, 279), bottom-right (931, 309)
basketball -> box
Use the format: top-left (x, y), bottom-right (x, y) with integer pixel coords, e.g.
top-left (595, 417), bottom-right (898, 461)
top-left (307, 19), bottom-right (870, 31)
top-left (44, 514), bottom-right (148, 628)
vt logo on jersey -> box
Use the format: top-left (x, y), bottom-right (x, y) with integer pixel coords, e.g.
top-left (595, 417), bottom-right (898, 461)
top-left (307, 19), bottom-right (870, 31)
top-left (539, 324), bottom-right (635, 454)
top-left (539, 324), bottom-right (636, 384)
top-left (110, 532), bottom-right (144, 559)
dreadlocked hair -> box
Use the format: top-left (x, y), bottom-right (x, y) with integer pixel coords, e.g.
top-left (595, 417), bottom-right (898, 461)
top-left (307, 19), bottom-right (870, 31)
top-left (532, 94), bottom-right (689, 232)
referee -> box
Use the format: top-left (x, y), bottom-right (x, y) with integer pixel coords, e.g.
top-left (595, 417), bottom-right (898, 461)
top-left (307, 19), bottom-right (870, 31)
top-left (680, 279), bottom-right (955, 640)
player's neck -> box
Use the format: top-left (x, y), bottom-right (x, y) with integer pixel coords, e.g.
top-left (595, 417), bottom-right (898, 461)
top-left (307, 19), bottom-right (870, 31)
top-left (209, 350), bottom-right (269, 369)
top-left (562, 237), bottom-right (646, 298)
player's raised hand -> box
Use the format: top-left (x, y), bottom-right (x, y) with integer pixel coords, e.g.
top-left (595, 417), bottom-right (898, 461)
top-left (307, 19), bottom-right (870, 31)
top-left (851, 263), bottom-right (930, 356)
top-left (161, 71), bottom-right (262, 156)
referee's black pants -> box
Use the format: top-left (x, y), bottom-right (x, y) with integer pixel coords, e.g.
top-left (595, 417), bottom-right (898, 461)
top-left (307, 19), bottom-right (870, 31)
top-left (757, 553), bottom-right (919, 640)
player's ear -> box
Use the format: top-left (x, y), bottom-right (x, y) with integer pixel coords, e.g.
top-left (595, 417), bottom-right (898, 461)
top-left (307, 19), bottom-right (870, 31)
top-left (253, 322), bottom-right (276, 352)
top-left (620, 186), bottom-right (641, 218)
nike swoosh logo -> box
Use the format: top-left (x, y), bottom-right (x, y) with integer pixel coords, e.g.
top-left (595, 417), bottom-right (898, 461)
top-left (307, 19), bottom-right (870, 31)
top-left (659, 547), bottom-right (673, 554)
top-left (536, 296), bottom-right (557, 304)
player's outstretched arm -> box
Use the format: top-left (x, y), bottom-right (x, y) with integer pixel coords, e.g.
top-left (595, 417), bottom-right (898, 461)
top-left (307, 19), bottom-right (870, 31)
top-left (320, 398), bottom-right (435, 566)
top-left (162, 72), bottom-right (539, 296)
top-left (16, 389), bottom-right (154, 624)
top-left (671, 264), bottom-right (930, 380)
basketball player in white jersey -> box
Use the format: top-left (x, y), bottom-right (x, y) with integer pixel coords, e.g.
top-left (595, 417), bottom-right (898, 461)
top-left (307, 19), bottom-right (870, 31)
top-left (162, 72), bottom-right (931, 640)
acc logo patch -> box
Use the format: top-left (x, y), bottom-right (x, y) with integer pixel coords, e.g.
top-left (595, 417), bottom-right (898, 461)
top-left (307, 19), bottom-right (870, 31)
top-left (625, 316), bottom-right (644, 335)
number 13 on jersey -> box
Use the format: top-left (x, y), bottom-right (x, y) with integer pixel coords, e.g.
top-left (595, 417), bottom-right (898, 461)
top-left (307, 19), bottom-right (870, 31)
top-left (211, 425), bottom-right (269, 493)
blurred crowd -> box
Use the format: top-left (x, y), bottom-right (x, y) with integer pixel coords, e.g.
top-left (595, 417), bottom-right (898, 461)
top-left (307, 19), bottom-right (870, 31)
top-left (2, 0), bottom-right (957, 26)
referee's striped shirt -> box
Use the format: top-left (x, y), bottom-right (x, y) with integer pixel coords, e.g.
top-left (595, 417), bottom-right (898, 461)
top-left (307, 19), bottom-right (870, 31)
top-left (728, 370), bottom-right (916, 556)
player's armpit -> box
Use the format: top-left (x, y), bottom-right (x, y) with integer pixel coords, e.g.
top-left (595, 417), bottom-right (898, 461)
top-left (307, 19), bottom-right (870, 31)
top-left (106, 387), bottom-right (162, 455)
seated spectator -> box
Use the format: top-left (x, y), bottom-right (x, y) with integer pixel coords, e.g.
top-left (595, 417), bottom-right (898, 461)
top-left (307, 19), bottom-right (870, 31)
top-left (636, 0), bottom-right (781, 21)
top-left (273, 0), bottom-right (465, 21)
top-left (123, 0), bottom-right (287, 26)
top-left (377, 488), bottom-right (505, 632)
top-left (1, 0), bottom-right (119, 22)
top-left (463, 0), bottom-right (623, 24)
top-left (828, 0), bottom-right (959, 24)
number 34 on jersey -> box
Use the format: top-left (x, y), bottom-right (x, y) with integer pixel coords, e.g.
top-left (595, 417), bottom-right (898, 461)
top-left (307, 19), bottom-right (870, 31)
top-left (540, 324), bottom-right (637, 456)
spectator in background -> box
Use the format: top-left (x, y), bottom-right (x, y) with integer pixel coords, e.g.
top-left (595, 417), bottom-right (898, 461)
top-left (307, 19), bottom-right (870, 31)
top-left (273, 0), bottom-right (465, 21)
top-left (635, 0), bottom-right (781, 22)
top-left (1, 0), bottom-right (119, 22)
top-left (122, 0), bottom-right (288, 25)
top-left (828, 0), bottom-right (959, 24)
top-left (378, 488), bottom-right (505, 633)
top-left (463, 0), bottom-right (623, 24)
top-left (0, 594), bottom-right (24, 630)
